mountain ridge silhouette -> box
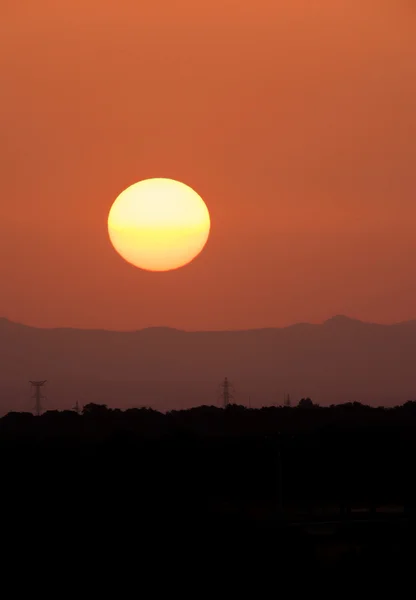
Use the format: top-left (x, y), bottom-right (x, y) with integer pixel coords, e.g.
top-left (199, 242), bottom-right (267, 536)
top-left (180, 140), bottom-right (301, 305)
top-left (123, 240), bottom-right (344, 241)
top-left (2, 314), bottom-right (416, 332)
top-left (1, 315), bottom-right (416, 413)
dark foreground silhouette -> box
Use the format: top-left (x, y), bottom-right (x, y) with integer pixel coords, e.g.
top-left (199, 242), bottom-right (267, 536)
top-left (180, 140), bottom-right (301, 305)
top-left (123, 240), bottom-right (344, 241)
top-left (2, 401), bottom-right (416, 576)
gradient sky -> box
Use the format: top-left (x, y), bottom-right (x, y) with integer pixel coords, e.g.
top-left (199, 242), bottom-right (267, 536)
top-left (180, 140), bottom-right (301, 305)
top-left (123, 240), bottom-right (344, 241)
top-left (1, 2), bottom-right (415, 330)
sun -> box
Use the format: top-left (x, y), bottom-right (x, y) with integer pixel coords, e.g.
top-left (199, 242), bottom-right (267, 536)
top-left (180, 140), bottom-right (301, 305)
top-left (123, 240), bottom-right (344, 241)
top-left (108, 178), bottom-right (210, 272)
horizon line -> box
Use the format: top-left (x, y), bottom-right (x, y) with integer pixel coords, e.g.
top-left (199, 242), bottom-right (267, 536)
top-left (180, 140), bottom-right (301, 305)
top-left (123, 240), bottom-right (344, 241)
top-left (2, 314), bottom-right (416, 334)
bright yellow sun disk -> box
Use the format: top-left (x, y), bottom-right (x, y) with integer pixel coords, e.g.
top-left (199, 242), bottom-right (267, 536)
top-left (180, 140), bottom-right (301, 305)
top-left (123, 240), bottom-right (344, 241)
top-left (108, 178), bottom-right (210, 271)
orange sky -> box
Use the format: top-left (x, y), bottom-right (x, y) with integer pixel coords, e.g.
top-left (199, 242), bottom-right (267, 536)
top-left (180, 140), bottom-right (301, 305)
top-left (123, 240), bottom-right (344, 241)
top-left (1, 2), bottom-right (415, 330)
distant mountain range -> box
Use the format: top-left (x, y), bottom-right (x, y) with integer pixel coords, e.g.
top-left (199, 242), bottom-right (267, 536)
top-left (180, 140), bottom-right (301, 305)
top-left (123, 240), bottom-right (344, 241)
top-left (1, 315), bottom-right (416, 413)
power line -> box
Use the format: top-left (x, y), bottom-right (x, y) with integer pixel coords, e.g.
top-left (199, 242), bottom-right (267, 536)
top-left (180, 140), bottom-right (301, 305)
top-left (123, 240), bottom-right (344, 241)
top-left (220, 377), bottom-right (233, 408)
top-left (29, 380), bottom-right (47, 416)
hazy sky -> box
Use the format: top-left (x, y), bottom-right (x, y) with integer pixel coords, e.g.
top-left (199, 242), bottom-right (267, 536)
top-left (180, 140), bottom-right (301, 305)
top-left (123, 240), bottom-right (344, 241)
top-left (1, 2), bottom-right (415, 330)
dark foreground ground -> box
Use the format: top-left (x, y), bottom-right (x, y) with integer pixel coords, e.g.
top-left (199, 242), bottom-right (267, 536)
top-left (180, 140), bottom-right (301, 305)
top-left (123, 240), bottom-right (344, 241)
top-left (2, 402), bottom-right (416, 580)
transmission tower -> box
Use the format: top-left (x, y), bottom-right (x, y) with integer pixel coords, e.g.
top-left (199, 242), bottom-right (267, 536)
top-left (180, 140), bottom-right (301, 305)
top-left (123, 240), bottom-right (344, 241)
top-left (29, 380), bottom-right (47, 416)
top-left (221, 377), bottom-right (233, 408)
top-left (284, 393), bottom-right (291, 408)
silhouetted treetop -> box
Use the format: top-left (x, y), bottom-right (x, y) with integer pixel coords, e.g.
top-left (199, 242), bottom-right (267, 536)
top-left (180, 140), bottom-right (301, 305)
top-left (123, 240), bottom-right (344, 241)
top-left (298, 398), bottom-right (316, 409)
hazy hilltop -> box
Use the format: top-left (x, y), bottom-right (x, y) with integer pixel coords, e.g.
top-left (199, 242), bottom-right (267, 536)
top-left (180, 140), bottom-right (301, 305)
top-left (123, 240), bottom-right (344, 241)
top-left (1, 315), bottom-right (416, 413)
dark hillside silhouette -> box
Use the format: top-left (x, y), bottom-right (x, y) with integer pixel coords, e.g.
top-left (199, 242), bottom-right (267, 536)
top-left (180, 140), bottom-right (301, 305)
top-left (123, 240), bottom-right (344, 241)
top-left (1, 402), bottom-right (416, 573)
top-left (2, 315), bottom-right (416, 412)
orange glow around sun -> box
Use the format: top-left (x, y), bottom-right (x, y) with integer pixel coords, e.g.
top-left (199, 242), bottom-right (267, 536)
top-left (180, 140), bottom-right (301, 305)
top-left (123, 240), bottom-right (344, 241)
top-left (108, 178), bottom-right (210, 271)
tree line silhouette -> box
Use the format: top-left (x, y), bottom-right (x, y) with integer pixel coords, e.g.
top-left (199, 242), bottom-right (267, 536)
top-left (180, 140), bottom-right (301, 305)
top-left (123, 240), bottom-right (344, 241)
top-left (2, 399), bottom-right (416, 572)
